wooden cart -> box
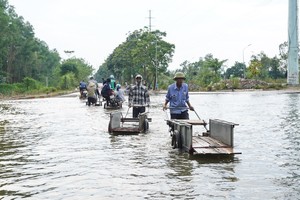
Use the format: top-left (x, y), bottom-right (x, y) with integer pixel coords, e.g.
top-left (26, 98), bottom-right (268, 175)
top-left (166, 118), bottom-right (241, 155)
top-left (108, 111), bottom-right (151, 135)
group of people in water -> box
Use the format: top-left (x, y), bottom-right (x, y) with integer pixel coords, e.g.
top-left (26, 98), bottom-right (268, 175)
top-left (79, 72), bottom-right (194, 120)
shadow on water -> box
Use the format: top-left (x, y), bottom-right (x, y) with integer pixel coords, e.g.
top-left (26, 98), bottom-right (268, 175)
top-left (188, 154), bottom-right (239, 164)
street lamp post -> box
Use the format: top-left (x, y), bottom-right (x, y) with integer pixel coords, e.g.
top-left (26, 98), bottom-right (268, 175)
top-left (242, 44), bottom-right (251, 78)
top-left (64, 50), bottom-right (75, 59)
top-left (155, 40), bottom-right (158, 90)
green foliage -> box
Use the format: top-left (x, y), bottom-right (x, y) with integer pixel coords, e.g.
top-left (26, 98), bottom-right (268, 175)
top-left (203, 54), bottom-right (227, 75)
top-left (264, 78), bottom-right (286, 84)
top-left (0, 0), bottom-right (61, 84)
top-left (0, 77), bottom-right (60, 96)
top-left (177, 54), bottom-right (226, 88)
top-left (0, 83), bottom-right (17, 95)
top-left (225, 62), bottom-right (245, 78)
top-left (268, 56), bottom-right (285, 79)
top-left (0, 0), bottom-right (293, 94)
top-left (211, 82), bottom-right (226, 91)
top-left (180, 60), bottom-right (202, 80)
top-left (60, 58), bottom-right (93, 82)
top-left (248, 52), bottom-right (286, 80)
top-left (23, 77), bottom-right (40, 90)
top-left (59, 73), bottom-right (76, 90)
top-left (267, 83), bottom-right (284, 90)
top-left (197, 67), bottom-right (215, 86)
top-left (95, 28), bottom-right (175, 88)
top-left (41, 87), bottom-right (57, 93)
top-left (248, 60), bottom-right (261, 79)
top-left (230, 77), bottom-right (240, 89)
top-left (159, 72), bottom-right (173, 90)
top-left (95, 63), bottom-right (110, 83)
top-left (60, 61), bottom-right (78, 76)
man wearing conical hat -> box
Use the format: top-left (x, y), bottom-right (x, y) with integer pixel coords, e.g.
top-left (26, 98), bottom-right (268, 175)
top-left (163, 72), bottom-right (194, 119)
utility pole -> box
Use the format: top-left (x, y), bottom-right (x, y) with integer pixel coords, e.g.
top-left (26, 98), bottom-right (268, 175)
top-left (148, 10), bottom-right (152, 32)
top-left (242, 44), bottom-right (252, 79)
top-left (287, 0), bottom-right (299, 85)
top-left (155, 39), bottom-right (158, 90)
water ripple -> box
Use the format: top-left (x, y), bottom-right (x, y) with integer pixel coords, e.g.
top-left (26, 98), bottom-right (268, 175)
top-left (0, 92), bottom-right (299, 199)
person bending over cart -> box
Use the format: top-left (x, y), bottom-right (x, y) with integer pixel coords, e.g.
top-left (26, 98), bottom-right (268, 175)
top-left (163, 72), bottom-right (194, 119)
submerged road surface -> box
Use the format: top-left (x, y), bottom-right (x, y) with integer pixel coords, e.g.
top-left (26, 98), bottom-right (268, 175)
top-left (0, 91), bottom-right (299, 199)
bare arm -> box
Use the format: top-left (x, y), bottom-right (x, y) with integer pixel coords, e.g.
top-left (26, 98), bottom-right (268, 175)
top-left (186, 101), bottom-right (194, 111)
top-left (163, 100), bottom-right (169, 110)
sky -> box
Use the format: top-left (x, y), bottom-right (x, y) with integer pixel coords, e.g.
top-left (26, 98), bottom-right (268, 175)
top-left (8, 0), bottom-right (288, 72)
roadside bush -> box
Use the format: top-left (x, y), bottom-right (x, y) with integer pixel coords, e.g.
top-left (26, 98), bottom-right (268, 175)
top-left (41, 87), bottom-right (57, 93)
top-left (158, 73), bottom-right (173, 90)
top-left (231, 77), bottom-right (240, 89)
top-left (23, 77), bottom-right (41, 90)
top-left (0, 84), bottom-right (15, 95)
top-left (0, 78), bottom-right (60, 97)
top-left (206, 83), bottom-right (215, 91)
top-left (212, 83), bottom-right (220, 90)
top-left (59, 73), bottom-right (76, 90)
top-left (267, 83), bottom-right (284, 90)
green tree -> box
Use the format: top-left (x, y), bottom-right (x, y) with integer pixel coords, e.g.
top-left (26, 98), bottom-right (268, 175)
top-left (0, 0), bottom-right (61, 85)
top-left (180, 60), bottom-right (201, 81)
top-left (248, 52), bottom-right (286, 80)
top-left (196, 54), bottom-right (227, 87)
top-left (225, 62), bottom-right (245, 78)
top-left (95, 28), bottom-right (175, 88)
top-left (279, 41), bottom-right (288, 74)
top-left (269, 56), bottom-right (285, 79)
top-left (58, 58), bottom-right (93, 85)
top-left (248, 60), bottom-right (261, 79)
top-left (95, 63), bottom-right (110, 83)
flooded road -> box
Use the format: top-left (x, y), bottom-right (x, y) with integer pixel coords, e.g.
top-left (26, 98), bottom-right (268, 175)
top-left (0, 91), bottom-right (299, 199)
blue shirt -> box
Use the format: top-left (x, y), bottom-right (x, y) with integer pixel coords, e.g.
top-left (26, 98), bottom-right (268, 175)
top-left (165, 83), bottom-right (190, 114)
top-left (79, 81), bottom-right (87, 89)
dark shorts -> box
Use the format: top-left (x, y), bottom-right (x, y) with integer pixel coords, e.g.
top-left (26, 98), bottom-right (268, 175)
top-left (88, 97), bottom-right (97, 104)
top-left (133, 107), bottom-right (146, 118)
top-left (170, 110), bottom-right (189, 119)
top-left (80, 87), bottom-right (86, 92)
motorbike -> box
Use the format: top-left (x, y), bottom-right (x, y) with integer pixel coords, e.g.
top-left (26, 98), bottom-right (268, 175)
top-left (80, 89), bottom-right (87, 99)
top-left (103, 93), bottom-right (122, 109)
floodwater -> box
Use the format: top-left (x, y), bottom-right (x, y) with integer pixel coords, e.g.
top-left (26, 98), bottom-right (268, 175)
top-left (0, 91), bottom-right (299, 199)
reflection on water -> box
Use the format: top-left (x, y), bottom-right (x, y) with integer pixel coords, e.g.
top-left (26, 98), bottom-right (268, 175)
top-left (0, 92), bottom-right (300, 199)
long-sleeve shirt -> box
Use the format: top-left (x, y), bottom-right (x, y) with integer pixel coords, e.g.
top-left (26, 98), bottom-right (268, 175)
top-left (128, 84), bottom-right (150, 106)
top-left (165, 83), bottom-right (190, 114)
top-left (116, 89), bottom-right (125, 101)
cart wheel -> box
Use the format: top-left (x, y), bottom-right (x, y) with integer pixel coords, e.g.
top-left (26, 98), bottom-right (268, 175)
top-left (177, 132), bottom-right (182, 149)
top-left (143, 119), bottom-right (149, 132)
top-left (108, 121), bottom-right (112, 133)
top-left (104, 103), bottom-right (107, 109)
top-left (171, 130), bottom-right (178, 149)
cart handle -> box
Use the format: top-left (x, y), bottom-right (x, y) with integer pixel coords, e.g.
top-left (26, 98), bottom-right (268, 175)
top-left (165, 106), bottom-right (208, 131)
top-left (129, 104), bottom-right (150, 108)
